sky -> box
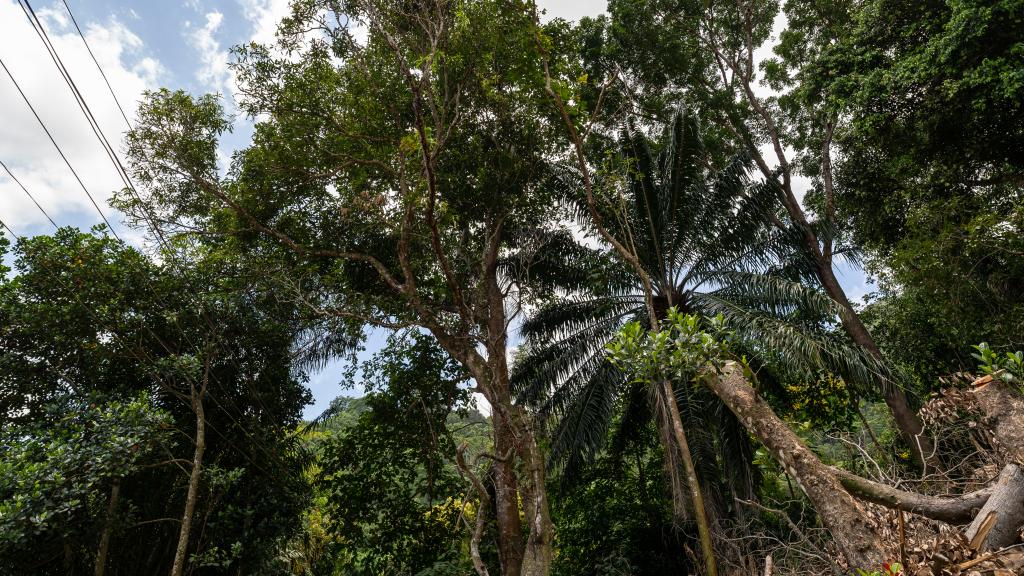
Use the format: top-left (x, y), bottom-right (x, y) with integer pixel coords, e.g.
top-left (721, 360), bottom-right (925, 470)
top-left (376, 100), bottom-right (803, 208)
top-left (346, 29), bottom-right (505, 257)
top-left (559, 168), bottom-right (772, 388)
top-left (0, 0), bottom-right (870, 419)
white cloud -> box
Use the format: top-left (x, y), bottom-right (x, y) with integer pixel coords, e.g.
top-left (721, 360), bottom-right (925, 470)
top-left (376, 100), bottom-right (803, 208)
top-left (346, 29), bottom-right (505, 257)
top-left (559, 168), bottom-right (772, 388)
top-left (35, 3), bottom-right (70, 30)
top-left (238, 0), bottom-right (291, 47)
top-left (186, 11), bottom-right (234, 101)
top-left (0, 0), bottom-right (163, 237)
top-left (349, 20), bottom-right (368, 47)
top-left (537, 0), bottom-right (605, 22)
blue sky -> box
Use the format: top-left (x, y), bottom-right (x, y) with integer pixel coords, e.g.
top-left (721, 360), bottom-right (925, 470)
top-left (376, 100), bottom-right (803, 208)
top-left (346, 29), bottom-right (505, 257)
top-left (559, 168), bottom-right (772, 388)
top-left (0, 0), bottom-right (871, 419)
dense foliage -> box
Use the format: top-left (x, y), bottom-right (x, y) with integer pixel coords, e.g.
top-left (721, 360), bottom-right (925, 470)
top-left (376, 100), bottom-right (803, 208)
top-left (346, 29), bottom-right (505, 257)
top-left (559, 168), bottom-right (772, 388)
top-left (1, 0), bottom-right (1022, 574)
top-left (823, 0), bottom-right (1024, 385)
top-left (0, 230), bottom-right (312, 574)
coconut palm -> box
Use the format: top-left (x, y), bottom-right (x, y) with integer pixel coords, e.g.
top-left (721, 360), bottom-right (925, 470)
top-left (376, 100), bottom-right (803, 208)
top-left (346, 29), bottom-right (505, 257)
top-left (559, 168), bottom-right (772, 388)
top-left (511, 109), bottom-right (881, 526)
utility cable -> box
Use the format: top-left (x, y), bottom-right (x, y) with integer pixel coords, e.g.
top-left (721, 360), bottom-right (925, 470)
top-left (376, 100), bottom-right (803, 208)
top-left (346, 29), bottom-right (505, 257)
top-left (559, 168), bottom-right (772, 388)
top-left (18, 0), bottom-right (289, 438)
top-left (0, 215), bottom-right (21, 239)
top-left (19, 0), bottom-right (133, 197)
top-left (60, 0), bottom-right (132, 128)
top-left (18, 1), bottom-right (302, 457)
top-left (0, 57), bottom-right (120, 239)
top-left (0, 159), bottom-right (58, 228)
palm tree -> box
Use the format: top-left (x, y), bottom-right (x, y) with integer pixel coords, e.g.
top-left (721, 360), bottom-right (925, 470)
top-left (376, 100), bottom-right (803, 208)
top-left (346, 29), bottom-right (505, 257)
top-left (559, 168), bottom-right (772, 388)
top-left (512, 110), bottom-right (881, 540)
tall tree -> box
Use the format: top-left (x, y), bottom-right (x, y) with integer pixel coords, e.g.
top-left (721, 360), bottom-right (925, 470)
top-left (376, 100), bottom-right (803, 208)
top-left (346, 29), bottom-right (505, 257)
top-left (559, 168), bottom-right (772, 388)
top-left (576, 0), bottom-right (935, 465)
top-left (813, 0), bottom-right (1024, 383)
top-left (513, 108), bottom-right (883, 564)
top-left (120, 1), bottom-right (576, 574)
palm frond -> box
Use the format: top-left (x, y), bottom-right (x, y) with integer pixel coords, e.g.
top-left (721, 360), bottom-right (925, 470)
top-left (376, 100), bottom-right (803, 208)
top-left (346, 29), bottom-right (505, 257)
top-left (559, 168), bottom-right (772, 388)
top-left (609, 380), bottom-right (652, 459)
top-left (693, 292), bottom-right (895, 393)
top-left (512, 309), bottom-right (638, 409)
top-left (704, 271), bottom-right (844, 322)
top-left (672, 380), bottom-right (728, 525)
top-left (519, 295), bottom-right (644, 343)
top-left (621, 120), bottom-right (667, 277)
top-left (548, 361), bottom-right (623, 479)
top-left (717, 402), bottom-right (758, 503)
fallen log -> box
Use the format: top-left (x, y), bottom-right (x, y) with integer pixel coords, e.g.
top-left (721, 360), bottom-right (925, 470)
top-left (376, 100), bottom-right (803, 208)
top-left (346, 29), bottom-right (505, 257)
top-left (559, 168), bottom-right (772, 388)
top-left (706, 363), bottom-right (1024, 562)
top-left (833, 468), bottom-right (993, 523)
top-left (836, 379), bottom-right (1024, 549)
top-left (706, 362), bottom-right (888, 569)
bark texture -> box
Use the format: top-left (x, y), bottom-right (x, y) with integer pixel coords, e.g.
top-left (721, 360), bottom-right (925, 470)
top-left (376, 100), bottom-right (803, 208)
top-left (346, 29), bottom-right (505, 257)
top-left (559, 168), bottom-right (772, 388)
top-left (834, 468), bottom-right (992, 523)
top-left (964, 463), bottom-right (1024, 550)
top-left (518, 409), bottom-right (554, 576)
top-left (171, 384), bottom-right (206, 576)
top-left (706, 362), bottom-right (888, 569)
top-left (94, 477), bottom-right (121, 576)
top-left (492, 420), bottom-right (524, 575)
top-left (458, 312), bottom-right (553, 576)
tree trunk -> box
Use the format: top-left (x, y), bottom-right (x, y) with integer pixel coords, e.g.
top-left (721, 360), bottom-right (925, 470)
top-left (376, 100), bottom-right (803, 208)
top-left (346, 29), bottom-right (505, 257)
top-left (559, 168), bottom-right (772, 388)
top-left (95, 477), bottom-right (121, 576)
top-left (815, 259), bottom-right (936, 469)
top-left (486, 399), bottom-right (554, 576)
top-left (840, 379), bottom-right (1024, 549)
top-left (661, 379), bottom-right (718, 576)
top-left (171, 387), bottom-right (206, 576)
top-left (492, 416), bottom-right (525, 576)
top-left (705, 362), bottom-right (888, 569)
top-left (476, 254), bottom-right (554, 576)
top-left (471, 351), bottom-right (553, 576)
top-left (517, 409), bottom-right (554, 576)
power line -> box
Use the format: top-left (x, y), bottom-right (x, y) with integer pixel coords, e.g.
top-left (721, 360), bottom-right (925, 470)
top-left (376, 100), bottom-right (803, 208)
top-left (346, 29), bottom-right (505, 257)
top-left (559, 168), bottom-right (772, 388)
top-left (60, 0), bottom-right (132, 129)
top-left (0, 57), bottom-right (120, 239)
top-left (1, 52), bottom-right (291, 480)
top-left (34, 3), bottom-right (299, 441)
top-left (14, 2), bottom-right (302, 464)
top-left (0, 215), bottom-right (21, 240)
top-left (18, 2), bottom-right (292, 437)
top-left (1, 15), bottom-right (310, 533)
top-left (17, 2), bottom-right (265, 421)
top-left (0, 159), bottom-right (58, 228)
top-left (18, 1), bottom-right (134, 200)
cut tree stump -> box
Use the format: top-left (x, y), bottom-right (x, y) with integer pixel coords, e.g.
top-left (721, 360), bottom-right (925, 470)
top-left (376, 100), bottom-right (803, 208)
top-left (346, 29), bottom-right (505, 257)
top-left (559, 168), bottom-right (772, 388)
top-left (964, 463), bottom-right (1024, 550)
top-left (966, 379), bottom-right (1024, 550)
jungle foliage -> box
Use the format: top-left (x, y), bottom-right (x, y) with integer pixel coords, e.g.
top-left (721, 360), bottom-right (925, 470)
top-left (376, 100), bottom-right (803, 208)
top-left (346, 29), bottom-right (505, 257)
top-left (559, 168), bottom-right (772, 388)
top-left (1, 0), bottom-right (1023, 574)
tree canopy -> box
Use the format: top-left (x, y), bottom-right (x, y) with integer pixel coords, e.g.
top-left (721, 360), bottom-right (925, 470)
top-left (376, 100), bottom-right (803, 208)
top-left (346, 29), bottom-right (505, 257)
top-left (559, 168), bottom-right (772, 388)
top-left (2, 0), bottom-right (1024, 574)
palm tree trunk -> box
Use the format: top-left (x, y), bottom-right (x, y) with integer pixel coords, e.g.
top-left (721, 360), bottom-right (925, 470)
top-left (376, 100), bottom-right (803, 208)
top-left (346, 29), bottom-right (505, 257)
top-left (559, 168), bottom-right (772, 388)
top-left (661, 379), bottom-right (718, 576)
